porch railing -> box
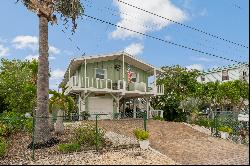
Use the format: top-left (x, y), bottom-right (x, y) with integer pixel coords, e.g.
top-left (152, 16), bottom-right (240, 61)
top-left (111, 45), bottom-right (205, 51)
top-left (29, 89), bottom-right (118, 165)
top-left (65, 76), bottom-right (164, 95)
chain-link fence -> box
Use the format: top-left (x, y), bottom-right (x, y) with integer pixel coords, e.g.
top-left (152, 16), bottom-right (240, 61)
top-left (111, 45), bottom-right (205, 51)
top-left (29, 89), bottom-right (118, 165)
top-left (0, 111), bottom-right (147, 163)
top-left (210, 111), bottom-right (249, 144)
top-left (188, 110), bottom-right (249, 145)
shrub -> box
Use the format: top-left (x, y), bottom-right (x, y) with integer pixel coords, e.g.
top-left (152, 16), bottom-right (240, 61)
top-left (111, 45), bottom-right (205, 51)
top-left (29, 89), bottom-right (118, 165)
top-left (194, 118), bottom-right (212, 128)
top-left (80, 111), bottom-right (90, 120)
top-left (72, 124), bottom-right (105, 147)
top-left (0, 111), bottom-right (33, 134)
top-left (218, 126), bottom-right (233, 134)
top-left (133, 128), bottom-right (149, 141)
top-left (58, 143), bottom-right (81, 153)
top-left (0, 137), bottom-right (7, 158)
top-left (153, 115), bottom-right (164, 121)
top-left (0, 123), bottom-right (11, 137)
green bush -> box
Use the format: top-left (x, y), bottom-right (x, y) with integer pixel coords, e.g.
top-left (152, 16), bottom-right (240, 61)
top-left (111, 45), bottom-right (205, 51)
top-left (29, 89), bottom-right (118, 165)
top-left (218, 126), bottom-right (233, 134)
top-left (194, 118), bottom-right (212, 128)
top-left (153, 115), bottom-right (164, 121)
top-left (0, 137), bottom-right (7, 158)
top-left (72, 124), bottom-right (105, 147)
top-left (133, 128), bottom-right (149, 141)
top-left (0, 111), bottom-right (33, 135)
top-left (80, 111), bottom-right (90, 120)
top-left (58, 143), bottom-right (81, 153)
top-left (0, 123), bottom-right (11, 137)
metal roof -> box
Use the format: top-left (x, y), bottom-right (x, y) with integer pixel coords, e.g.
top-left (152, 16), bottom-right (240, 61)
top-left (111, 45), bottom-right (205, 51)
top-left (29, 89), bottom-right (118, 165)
top-left (201, 62), bottom-right (249, 75)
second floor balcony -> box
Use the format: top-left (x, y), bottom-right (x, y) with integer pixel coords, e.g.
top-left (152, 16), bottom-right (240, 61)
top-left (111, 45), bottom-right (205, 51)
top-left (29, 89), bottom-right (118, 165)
top-left (65, 76), bottom-right (164, 96)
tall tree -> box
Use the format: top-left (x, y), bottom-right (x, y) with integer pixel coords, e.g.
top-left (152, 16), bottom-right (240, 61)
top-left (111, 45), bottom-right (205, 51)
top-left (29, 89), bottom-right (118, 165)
top-left (151, 65), bottom-right (200, 121)
top-left (0, 59), bottom-right (38, 113)
top-left (17, 0), bottom-right (84, 145)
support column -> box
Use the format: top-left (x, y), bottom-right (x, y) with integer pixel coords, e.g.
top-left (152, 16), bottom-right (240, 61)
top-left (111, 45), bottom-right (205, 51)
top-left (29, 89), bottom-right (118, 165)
top-left (84, 58), bottom-right (87, 88)
top-left (154, 68), bottom-right (157, 96)
top-left (133, 99), bottom-right (136, 118)
top-left (122, 54), bottom-right (125, 92)
top-left (79, 92), bottom-right (86, 120)
top-left (146, 98), bottom-right (149, 119)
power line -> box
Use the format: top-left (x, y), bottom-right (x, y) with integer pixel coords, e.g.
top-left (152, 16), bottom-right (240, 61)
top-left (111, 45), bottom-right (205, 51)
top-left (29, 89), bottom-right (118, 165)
top-left (83, 0), bottom-right (248, 59)
top-left (116, 0), bottom-right (249, 49)
top-left (83, 14), bottom-right (247, 65)
top-left (60, 29), bottom-right (86, 56)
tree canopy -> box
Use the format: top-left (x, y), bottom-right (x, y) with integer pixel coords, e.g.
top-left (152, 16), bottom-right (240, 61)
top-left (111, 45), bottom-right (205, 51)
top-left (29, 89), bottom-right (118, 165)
top-left (151, 65), bottom-right (249, 121)
top-left (0, 58), bottom-right (38, 113)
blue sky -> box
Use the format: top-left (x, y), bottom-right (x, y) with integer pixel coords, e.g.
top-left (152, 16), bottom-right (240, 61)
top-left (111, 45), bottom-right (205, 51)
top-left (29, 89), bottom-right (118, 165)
top-left (0, 0), bottom-right (249, 90)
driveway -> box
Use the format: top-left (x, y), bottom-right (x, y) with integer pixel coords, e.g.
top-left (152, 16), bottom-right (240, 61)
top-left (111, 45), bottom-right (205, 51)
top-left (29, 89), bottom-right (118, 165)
top-left (98, 120), bottom-right (249, 165)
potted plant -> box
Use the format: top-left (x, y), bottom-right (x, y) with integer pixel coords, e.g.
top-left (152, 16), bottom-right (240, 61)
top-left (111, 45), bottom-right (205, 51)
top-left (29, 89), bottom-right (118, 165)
top-left (218, 126), bottom-right (233, 139)
top-left (133, 128), bottom-right (150, 150)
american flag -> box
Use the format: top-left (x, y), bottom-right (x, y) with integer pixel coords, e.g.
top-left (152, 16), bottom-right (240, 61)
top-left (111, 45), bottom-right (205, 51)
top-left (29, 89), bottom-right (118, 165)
top-left (127, 64), bottom-right (132, 83)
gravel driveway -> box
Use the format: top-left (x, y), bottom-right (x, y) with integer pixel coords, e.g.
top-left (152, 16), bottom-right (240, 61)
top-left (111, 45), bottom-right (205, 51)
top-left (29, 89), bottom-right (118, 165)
top-left (97, 120), bottom-right (249, 165)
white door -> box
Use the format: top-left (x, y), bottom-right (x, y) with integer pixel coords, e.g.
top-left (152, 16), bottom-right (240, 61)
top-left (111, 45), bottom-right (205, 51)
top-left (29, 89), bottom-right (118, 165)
top-left (88, 97), bottom-right (113, 119)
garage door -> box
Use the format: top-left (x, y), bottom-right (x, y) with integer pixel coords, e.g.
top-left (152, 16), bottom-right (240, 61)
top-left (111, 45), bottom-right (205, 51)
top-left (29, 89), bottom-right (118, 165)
top-left (88, 97), bottom-right (113, 119)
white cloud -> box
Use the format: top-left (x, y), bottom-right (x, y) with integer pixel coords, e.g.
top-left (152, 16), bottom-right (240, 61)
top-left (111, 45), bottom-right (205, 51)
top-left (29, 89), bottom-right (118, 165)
top-left (51, 69), bottom-right (65, 79)
top-left (12, 36), bottom-right (60, 56)
top-left (25, 54), bottom-right (39, 61)
top-left (186, 64), bottom-right (204, 71)
top-left (12, 35), bottom-right (38, 50)
top-left (124, 43), bottom-right (144, 56)
top-left (190, 56), bottom-right (213, 62)
top-left (0, 44), bottom-right (9, 57)
top-left (49, 46), bottom-right (60, 55)
top-left (111, 0), bottom-right (187, 39)
top-left (49, 56), bottom-right (56, 60)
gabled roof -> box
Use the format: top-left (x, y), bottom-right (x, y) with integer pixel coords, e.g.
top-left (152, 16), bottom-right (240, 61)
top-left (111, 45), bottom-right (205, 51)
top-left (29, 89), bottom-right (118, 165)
top-left (201, 62), bottom-right (249, 74)
top-left (60, 52), bottom-right (162, 86)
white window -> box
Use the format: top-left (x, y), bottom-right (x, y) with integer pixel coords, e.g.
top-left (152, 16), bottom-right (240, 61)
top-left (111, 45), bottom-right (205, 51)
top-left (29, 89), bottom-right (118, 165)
top-left (95, 68), bottom-right (106, 79)
top-left (201, 75), bottom-right (205, 82)
top-left (131, 73), bottom-right (139, 82)
top-left (222, 70), bottom-right (229, 81)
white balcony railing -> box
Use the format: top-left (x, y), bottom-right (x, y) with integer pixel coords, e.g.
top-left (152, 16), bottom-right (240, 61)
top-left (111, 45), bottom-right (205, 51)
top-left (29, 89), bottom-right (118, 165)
top-left (65, 76), bottom-right (164, 95)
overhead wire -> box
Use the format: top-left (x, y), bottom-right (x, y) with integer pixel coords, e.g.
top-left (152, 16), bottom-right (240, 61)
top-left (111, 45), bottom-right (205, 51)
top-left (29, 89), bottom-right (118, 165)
top-left (116, 0), bottom-right (249, 49)
top-left (83, 14), bottom-right (247, 65)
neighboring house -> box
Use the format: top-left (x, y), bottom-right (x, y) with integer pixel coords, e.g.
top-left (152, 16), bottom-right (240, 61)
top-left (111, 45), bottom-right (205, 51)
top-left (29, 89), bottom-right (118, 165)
top-left (60, 52), bottom-right (164, 120)
top-left (197, 62), bottom-right (249, 83)
top-left (197, 62), bottom-right (249, 112)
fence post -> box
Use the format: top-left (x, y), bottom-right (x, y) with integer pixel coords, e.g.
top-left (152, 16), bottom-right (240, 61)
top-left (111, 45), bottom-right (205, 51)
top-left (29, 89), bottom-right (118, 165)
top-left (32, 116), bottom-right (35, 160)
top-left (144, 111), bottom-right (147, 131)
top-left (95, 114), bottom-right (98, 152)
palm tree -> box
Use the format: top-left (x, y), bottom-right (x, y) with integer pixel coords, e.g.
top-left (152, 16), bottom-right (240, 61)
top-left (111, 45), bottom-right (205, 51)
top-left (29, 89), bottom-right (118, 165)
top-left (17, 0), bottom-right (84, 145)
top-left (49, 89), bottom-right (77, 135)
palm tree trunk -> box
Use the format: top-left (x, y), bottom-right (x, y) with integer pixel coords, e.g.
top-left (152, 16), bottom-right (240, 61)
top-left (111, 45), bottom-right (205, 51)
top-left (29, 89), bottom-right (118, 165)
top-left (34, 15), bottom-right (52, 143)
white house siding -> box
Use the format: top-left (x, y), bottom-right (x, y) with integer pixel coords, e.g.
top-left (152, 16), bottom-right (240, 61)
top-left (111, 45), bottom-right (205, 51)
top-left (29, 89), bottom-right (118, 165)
top-left (197, 64), bottom-right (249, 83)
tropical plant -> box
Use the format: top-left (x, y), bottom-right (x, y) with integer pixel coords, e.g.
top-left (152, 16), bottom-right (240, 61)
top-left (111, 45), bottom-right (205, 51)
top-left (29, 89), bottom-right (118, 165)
top-left (72, 124), bottom-right (105, 147)
top-left (133, 128), bottom-right (149, 141)
top-left (49, 89), bottom-right (77, 134)
top-left (152, 115), bottom-right (164, 121)
top-left (218, 126), bottom-right (233, 134)
top-left (0, 111), bottom-right (33, 135)
top-left (0, 59), bottom-right (38, 114)
top-left (151, 65), bottom-right (200, 121)
top-left (58, 143), bottom-right (81, 153)
top-left (0, 137), bottom-right (7, 158)
top-left (179, 97), bottom-right (202, 122)
top-left (17, 0), bottom-right (84, 144)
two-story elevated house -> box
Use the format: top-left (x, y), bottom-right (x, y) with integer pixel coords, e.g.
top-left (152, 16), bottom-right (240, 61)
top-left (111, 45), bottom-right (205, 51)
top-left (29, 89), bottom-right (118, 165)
top-left (197, 62), bottom-right (249, 83)
top-left (60, 52), bottom-right (164, 120)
